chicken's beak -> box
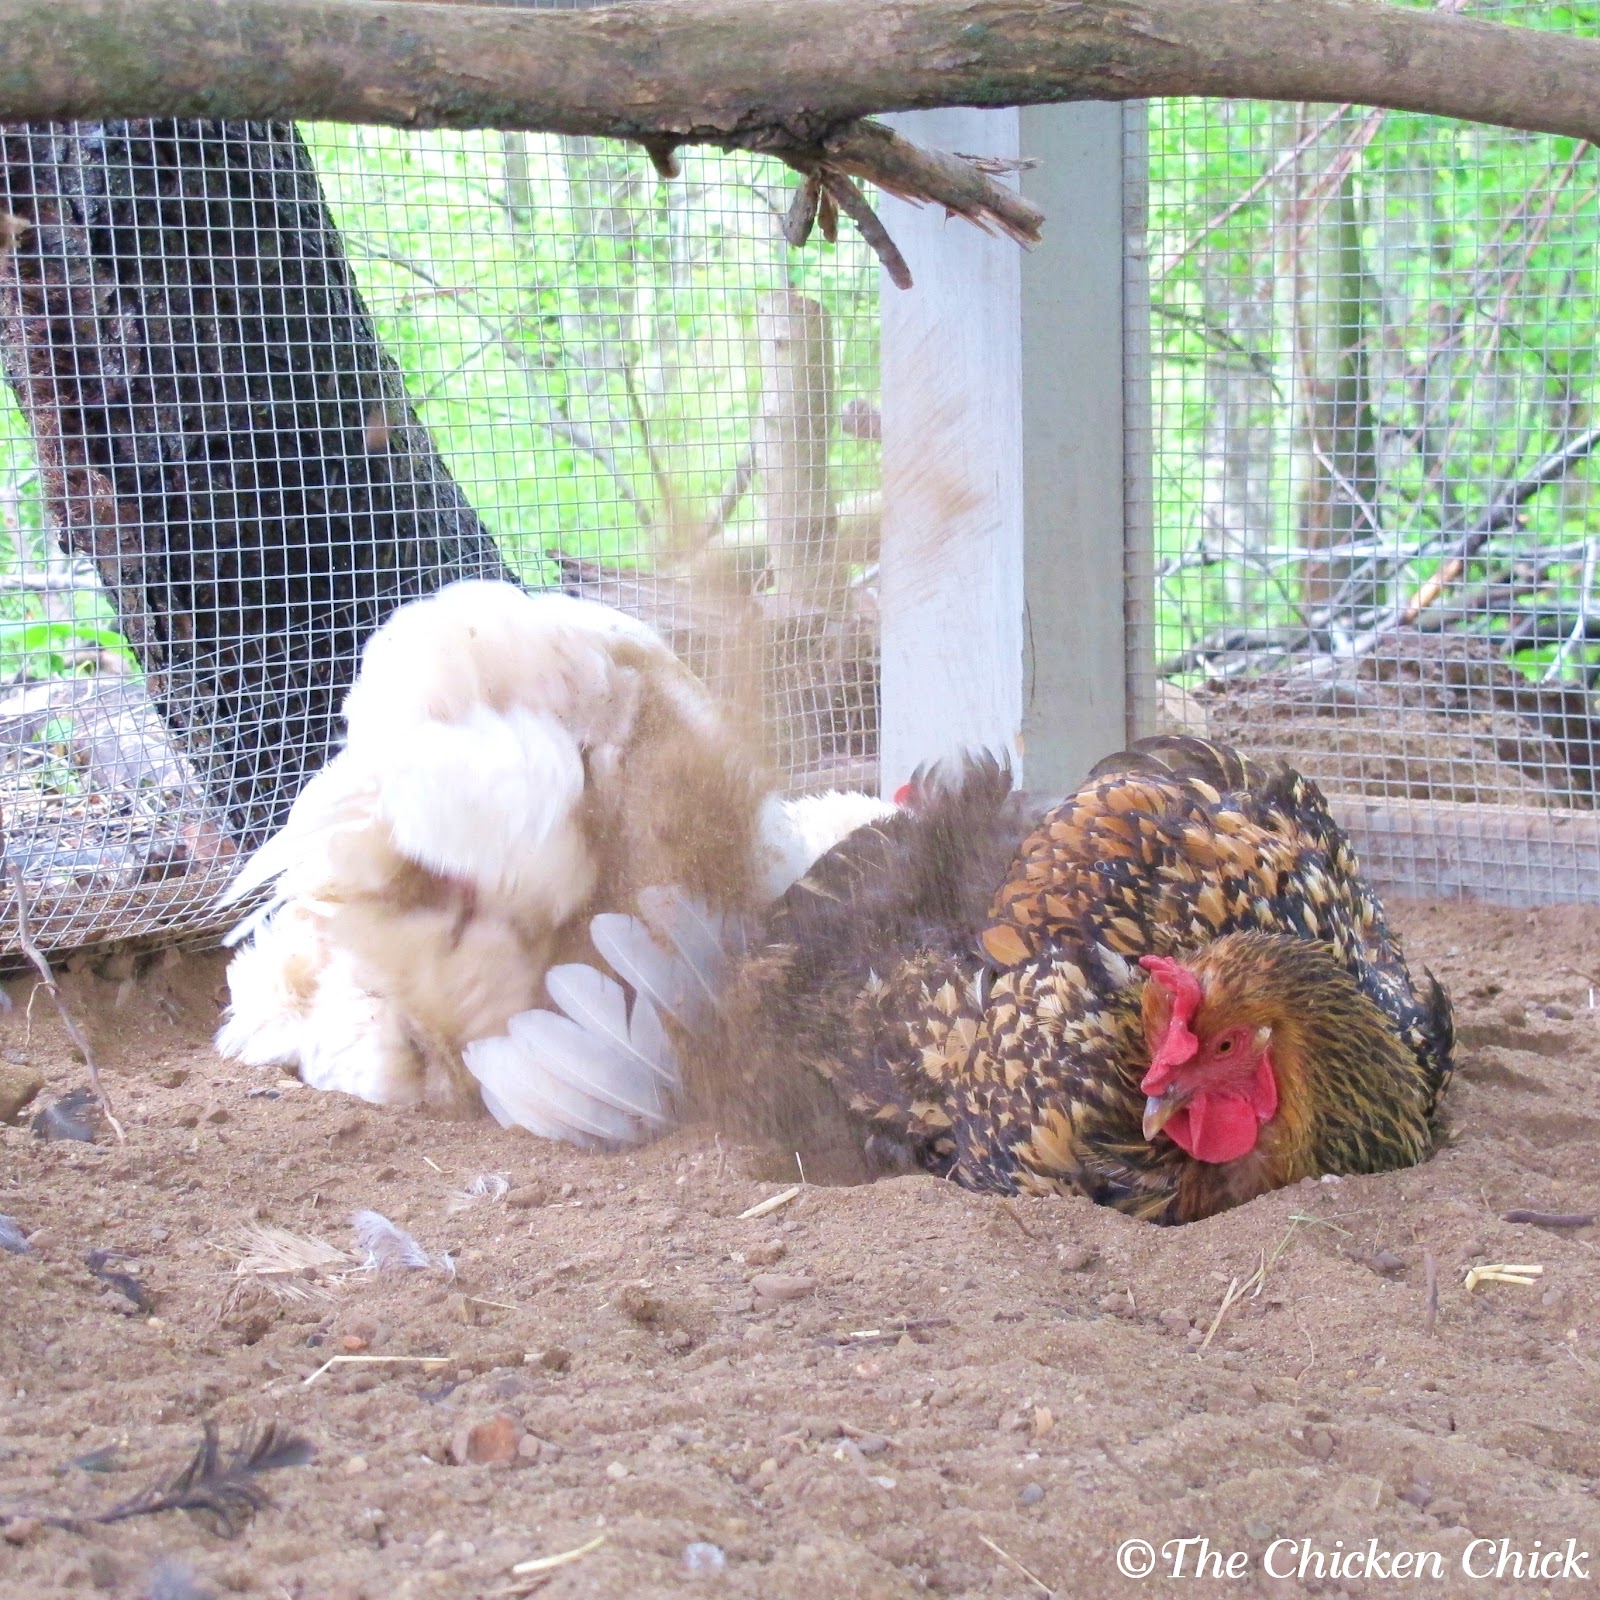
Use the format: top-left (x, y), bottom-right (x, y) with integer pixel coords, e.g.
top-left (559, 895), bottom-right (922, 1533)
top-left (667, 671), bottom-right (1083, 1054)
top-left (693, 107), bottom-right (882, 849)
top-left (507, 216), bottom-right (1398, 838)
top-left (1142, 1088), bottom-right (1192, 1142)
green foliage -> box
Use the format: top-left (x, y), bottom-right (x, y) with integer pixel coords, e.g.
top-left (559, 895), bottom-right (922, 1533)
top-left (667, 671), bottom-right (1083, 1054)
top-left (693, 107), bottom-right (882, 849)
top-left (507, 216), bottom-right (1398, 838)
top-left (1147, 0), bottom-right (1600, 681)
top-left (0, 131), bottom-right (881, 694)
top-left (299, 126), bottom-right (879, 584)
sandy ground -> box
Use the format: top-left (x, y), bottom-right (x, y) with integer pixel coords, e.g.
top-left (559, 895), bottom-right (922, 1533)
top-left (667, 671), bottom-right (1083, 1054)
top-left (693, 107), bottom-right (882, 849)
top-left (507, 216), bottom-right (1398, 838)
top-left (2, 899), bottom-right (1599, 1599)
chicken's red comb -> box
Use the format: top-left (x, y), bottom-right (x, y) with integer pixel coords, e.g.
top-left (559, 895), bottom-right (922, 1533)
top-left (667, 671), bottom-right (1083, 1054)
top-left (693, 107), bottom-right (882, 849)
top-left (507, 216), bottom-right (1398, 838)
top-left (1139, 954), bottom-right (1202, 1092)
top-left (1139, 954), bottom-right (1202, 1022)
top-left (893, 780), bottom-right (916, 808)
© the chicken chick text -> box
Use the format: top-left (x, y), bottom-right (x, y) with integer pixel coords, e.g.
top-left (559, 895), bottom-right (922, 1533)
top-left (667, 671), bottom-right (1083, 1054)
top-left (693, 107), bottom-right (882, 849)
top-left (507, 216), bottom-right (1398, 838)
top-left (1115, 1535), bottom-right (1591, 1582)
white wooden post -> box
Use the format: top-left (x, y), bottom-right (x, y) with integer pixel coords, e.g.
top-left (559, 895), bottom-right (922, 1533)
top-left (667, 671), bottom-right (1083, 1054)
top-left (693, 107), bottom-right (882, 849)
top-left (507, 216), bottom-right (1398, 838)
top-left (878, 103), bottom-right (1143, 799)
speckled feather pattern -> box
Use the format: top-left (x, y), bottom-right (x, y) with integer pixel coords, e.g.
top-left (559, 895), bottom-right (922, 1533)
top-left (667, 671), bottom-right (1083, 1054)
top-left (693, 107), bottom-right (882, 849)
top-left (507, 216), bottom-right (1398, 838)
top-left (744, 738), bottom-right (1453, 1224)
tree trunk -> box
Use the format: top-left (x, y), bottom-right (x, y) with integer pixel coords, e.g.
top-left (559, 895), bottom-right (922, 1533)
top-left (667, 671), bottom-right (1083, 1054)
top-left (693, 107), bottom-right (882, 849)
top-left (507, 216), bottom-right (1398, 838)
top-left (0, 120), bottom-right (512, 843)
top-left (754, 290), bottom-right (838, 609)
top-left (1287, 108), bottom-right (1379, 618)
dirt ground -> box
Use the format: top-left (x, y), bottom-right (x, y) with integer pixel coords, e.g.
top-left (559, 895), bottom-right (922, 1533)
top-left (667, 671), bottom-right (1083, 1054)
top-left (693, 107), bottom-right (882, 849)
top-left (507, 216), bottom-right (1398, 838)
top-left (2, 900), bottom-right (1599, 1600)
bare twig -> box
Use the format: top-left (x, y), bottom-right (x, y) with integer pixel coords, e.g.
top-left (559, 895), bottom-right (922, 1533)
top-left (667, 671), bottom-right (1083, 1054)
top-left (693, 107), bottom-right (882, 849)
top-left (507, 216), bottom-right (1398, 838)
top-left (302, 1353), bottom-right (451, 1385)
top-left (1423, 1249), bottom-right (1438, 1337)
top-left (706, 443), bottom-right (758, 537)
top-left (512, 1534), bottom-right (607, 1577)
top-left (977, 1534), bottom-right (1054, 1597)
top-left (6, 859), bottom-right (121, 1140)
top-left (783, 170), bottom-right (823, 248)
top-left (1155, 101), bottom-right (1355, 283)
top-left (818, 169), bottom-right (912, 289)
top-left (1399, 417), bottom-right (1600, 622)
top-left (1502, 1209), bottom-right (1597, 1230)
top-left (822, 121), bottom-right (1043, 249)
top-left (1544, 538), bottom-right (1600, 684)
top-left (738, 1186), bottom-right (801, 1220)
top-left (816, 186), bottom-right (839, 244)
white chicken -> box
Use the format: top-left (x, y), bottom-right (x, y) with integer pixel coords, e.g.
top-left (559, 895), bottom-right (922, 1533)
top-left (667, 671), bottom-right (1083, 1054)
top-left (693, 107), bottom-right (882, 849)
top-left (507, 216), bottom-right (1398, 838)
top-left (216, 579), bottom-right (891, 1142)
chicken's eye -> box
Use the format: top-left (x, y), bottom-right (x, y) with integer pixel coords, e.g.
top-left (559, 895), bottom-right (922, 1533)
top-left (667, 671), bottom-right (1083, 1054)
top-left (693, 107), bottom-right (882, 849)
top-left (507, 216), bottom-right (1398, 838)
top-left (1214, 1038), bottom-right (1234, 1055)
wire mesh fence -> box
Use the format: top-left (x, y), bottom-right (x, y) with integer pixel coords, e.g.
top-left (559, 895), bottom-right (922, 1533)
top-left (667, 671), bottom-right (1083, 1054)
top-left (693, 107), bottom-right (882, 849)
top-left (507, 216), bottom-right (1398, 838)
top-left (0, 122), bottom-right (879, 955)
top-left (1138, 0), bottom-right (1600, 901)
top-left (4, 0), bottom-right (1595, 960)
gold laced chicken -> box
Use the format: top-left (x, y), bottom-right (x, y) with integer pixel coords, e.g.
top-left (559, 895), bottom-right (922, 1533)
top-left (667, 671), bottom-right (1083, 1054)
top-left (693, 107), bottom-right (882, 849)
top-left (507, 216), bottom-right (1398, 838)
top-left (724, 736), bottom-right (1454, 1223)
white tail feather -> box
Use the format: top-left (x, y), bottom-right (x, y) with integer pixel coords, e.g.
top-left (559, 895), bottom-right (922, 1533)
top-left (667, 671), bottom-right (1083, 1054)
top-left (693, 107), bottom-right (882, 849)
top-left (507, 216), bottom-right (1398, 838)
top-left (463, 1018), bottom-right (651, 1145)
top-left (544, 964), bottom-right (679, 1090)
top-left (471, 1065), bottom-right (576, 1144)
top-left (457, 893), bottom-right (732, 1147)
top-left (637, 885), bottom-right (744, 1006)
top-left (590, 911), bottom-right (707, 1033)
top-left (508, 1009), bottom-right (671, 1126)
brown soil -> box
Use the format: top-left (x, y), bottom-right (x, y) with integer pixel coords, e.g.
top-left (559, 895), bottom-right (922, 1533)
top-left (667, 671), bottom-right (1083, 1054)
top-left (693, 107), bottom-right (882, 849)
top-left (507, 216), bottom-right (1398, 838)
top-left (2, 901), bottom-right (1599, 1600)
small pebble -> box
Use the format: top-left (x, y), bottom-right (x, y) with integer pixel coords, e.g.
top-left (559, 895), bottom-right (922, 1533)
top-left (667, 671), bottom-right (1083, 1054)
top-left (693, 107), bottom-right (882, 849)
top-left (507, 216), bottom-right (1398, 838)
top-left (605, 1461), bottom-right (629, 1481)
top-left (342, 1455), bottom-right (369, 1476)
top-left (749, 1273), bottom-right (815, 1307)
top-left (0, 1216), bottom-right (29, 1255)
top-left (1399, 1481), bottom-right (1433, 1509)
top-left (0, 1062), bottom-right (43, 1123)
top-left (614, 1284), bottom-right (666, 1326)
top-left (1056, 1243), bottom-right (1094, 1272)
top-left (1019, 1482), bottom-right (1045, 1505)
top-left (683, 1541), bottom-right (726, 1577)
top-left (451, 1415), bottom-right (520, 1466)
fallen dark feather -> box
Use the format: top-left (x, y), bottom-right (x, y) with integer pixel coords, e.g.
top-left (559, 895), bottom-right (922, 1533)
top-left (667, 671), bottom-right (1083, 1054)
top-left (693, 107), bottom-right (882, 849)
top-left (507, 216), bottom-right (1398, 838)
top-left (32, 1089), bottom-right (101, 1143)
top-left (86, 1249), bottom-right (154, 1314)
top-left (57, 1446), bottom-right (119, 1477)
top-left (50, 1420), bottom-right (315, 1538)
top-left (1502, 1209), bottom-right (1596, 1229)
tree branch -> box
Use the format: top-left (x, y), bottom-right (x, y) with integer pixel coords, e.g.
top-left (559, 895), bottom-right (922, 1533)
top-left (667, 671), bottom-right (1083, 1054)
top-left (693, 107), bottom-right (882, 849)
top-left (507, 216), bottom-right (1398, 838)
top-left (2, 0), bottom-right (1600, 285)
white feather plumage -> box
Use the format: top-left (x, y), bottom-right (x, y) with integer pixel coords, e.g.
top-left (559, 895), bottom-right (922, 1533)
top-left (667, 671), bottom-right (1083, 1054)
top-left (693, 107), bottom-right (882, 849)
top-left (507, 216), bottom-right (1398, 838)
top-left (216, 578), bottom-right (894, 1150)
